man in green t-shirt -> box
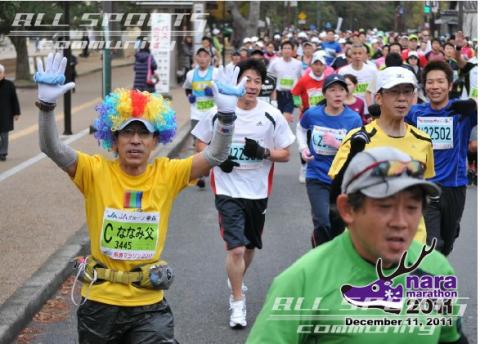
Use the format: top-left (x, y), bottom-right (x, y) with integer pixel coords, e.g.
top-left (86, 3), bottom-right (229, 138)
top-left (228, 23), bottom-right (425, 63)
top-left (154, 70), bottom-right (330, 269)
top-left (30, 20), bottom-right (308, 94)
top-left (247, 147), bottom-right (469, 344)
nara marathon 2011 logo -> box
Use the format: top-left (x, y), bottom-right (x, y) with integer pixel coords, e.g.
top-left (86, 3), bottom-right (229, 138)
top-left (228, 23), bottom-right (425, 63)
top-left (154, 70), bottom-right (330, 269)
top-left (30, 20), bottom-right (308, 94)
top-left (341, 238), bottom-right (458, 315)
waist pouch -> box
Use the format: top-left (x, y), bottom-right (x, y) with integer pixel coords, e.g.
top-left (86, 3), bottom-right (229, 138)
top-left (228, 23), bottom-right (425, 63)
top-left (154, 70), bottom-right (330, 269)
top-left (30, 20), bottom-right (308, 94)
top-left (74, 255), bottom-right (175, 290)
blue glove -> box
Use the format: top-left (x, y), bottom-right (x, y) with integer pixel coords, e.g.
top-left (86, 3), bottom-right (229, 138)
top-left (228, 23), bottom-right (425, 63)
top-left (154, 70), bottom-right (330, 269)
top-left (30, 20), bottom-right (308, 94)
top-left (204, 86), bottom-right (214, 97)
top-left (214, 81), bottom-right (246, 97)
top-left (33, 73), bottom-right (66, 85)
top-left (188, 94), bottom-right (196, 104)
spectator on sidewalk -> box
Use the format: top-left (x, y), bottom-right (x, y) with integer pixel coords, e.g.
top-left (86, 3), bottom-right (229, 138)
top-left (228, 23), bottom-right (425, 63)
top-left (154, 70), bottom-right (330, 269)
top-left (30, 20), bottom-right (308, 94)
top-left (0, 64), bottom-right (21, 161)
top-left (80, 33), bottom-right (90, 58)
top-left (133, 43), bottom-right (157, 93)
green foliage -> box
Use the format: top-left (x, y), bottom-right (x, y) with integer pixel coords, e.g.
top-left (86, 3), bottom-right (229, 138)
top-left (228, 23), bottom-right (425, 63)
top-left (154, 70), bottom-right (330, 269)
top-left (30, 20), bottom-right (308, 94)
top-left (256, 1), bottom-right (417, 32)
top-left (0, 1), bottom-right (63, 35)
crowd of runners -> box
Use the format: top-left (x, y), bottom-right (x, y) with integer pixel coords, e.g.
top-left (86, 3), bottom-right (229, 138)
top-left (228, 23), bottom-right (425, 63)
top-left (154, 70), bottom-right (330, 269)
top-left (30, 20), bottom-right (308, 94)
top-left (33, 24), bottom-right (477, 343)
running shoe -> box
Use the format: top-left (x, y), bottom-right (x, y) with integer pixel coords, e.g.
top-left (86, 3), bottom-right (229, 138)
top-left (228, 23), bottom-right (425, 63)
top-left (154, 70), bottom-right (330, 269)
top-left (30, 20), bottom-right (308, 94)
top-left (229, 296), bottom-right (247, 328)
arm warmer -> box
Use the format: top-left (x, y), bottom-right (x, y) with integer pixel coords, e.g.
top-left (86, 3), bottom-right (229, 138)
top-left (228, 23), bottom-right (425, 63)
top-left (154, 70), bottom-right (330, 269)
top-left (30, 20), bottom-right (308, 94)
top-left (296, 122), bottom-right (308, 153)
top-left (202, 112), bottom-right (235, 166)
top-left (39, 110), bottom-right (77, 170)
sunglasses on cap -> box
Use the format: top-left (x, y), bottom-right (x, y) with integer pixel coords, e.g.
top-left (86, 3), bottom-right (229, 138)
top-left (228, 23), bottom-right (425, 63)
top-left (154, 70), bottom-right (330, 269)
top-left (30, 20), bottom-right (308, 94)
top-left (346, 160), bottom-right (426, 190)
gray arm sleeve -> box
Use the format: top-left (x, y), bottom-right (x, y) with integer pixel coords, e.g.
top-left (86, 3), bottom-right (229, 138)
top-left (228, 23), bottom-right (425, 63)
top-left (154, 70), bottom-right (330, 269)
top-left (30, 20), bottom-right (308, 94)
top-left (202, 119), bottom-right (234, 166)
top-left (38, 110), bottom-right (78, 170)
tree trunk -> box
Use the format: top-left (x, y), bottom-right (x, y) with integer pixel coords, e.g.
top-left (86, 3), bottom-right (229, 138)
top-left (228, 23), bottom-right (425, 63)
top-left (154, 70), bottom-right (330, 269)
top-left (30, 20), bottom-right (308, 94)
top-left (10, 36), bottom-right (30, 81)
top-left (227, 1), bottom-right (261, 49)
top-left (246, 2), bottom-right (260, 37)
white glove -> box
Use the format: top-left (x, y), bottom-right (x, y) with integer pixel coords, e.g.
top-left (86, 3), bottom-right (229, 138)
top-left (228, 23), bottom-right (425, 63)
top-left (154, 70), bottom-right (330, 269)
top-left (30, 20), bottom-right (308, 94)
top-left (36, 52), bottom-right (75, 104)
top-left (212, 65), bottom-right (247, 113)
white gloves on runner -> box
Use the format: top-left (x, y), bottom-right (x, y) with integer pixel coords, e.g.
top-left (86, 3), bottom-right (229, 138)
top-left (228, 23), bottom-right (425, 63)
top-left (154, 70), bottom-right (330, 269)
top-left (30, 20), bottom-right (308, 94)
top-left (212, 65), bottom-right (247, 113)
top-left (36, 52), bottom-right (75, 103)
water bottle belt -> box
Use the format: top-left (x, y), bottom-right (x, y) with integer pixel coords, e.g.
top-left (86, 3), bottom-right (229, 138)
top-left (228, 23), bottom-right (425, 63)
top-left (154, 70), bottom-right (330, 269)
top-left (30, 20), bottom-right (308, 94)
top-left (78, 255), bottom-right (163, 286)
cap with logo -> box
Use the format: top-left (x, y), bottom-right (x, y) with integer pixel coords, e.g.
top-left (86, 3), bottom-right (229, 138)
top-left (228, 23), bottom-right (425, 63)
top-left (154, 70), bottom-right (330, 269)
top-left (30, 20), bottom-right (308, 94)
top-left (375, 66), bottom-right (417, 93)
top-left (322, 74), bottom-right (348, 93)
top-left (408, 34), bottom-right (419, 41)
top-left (342, 147), bottom-right (440, 198)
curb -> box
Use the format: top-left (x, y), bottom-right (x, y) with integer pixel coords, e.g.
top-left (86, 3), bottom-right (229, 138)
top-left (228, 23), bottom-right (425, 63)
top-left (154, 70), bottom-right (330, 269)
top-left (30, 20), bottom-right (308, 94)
top-left (0, 122), bottom-right (191, 344)
top-left (14, 61), bottom-right (134, 89)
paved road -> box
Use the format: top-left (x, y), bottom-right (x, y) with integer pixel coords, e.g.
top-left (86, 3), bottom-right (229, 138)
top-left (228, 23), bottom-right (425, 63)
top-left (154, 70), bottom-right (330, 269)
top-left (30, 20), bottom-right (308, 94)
top-left (14, 136), bottom-right (478, 344)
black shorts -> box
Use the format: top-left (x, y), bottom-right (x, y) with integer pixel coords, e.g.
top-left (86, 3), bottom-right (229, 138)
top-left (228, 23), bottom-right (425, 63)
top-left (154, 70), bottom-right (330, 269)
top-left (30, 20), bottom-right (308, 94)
top-left (77, 298), bottom-right (176, 344)
top-left (215, 195), bottom-right (268, 250)
top-left (277, 90), bottom-right (294, 114)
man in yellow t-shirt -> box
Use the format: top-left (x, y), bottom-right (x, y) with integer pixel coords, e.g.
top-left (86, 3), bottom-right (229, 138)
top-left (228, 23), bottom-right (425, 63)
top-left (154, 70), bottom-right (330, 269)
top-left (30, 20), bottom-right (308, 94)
top-left (34, 52), bottom-right (246, 343)
top-left (328, 67), bottom-right (435, 244)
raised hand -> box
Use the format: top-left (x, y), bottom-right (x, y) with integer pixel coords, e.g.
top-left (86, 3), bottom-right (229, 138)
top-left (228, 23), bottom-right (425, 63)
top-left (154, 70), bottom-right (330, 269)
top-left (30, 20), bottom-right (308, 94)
top-left (454, 31), bottom-right (465, 49)
top-left (212, 65), bottom-right (247, 114)
top-left (34, 52), bottom-right (75, 104)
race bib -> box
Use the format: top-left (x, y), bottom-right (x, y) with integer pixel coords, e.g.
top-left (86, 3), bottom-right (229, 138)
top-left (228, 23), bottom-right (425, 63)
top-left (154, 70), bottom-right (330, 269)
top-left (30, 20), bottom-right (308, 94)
top-left (417, 117), bottom-right (453, 150)
top-left (307, 88), bottom-right (324, 106)
top-left (354, 82), bottom-right (368, 95)
top-left (470, 87), bottom-right (478, 99)
top-left (311, 126), bottom-right (347, 156)
top-left (100, 208), bottom-right (160, 261)
top-left (279, 77), bottom-right (295, 90)
top-left (229, 140), bottom-right (264, 170)
top-left (196, 97), bottom-right (215, 111)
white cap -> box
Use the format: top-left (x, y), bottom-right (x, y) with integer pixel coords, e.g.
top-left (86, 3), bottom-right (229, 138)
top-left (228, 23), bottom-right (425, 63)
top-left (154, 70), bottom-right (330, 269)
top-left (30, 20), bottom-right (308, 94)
top-left (274, 34), bottom-right (281, 40)
top-left (243, 37), bottom-right (251, 43)
top-left (311, 51), bottom-right (327, 65)
top-left (251, 36), bottom-right (258, 42)
top-left (375, 67), bottom-right (417, 93)
top-left (311, 37), bottom-right (320, 43)
top-left (408, 51), bottom-right (419, 58)
top-left (117, 118), bottom-right (156, 133)
top-left (338, 38), bottom-right (346, 44)
top-left (298, 31), bottom-right (308, 39)
top-left (256, 41), bottom-right (264, 48)
top-left (212, 28), bottom-right (220, 35)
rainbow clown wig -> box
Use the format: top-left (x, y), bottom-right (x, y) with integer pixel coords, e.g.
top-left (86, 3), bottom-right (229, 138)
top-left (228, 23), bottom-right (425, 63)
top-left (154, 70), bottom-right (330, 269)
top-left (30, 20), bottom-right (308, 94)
top-left (93, 89), bottom-right (176, 151)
